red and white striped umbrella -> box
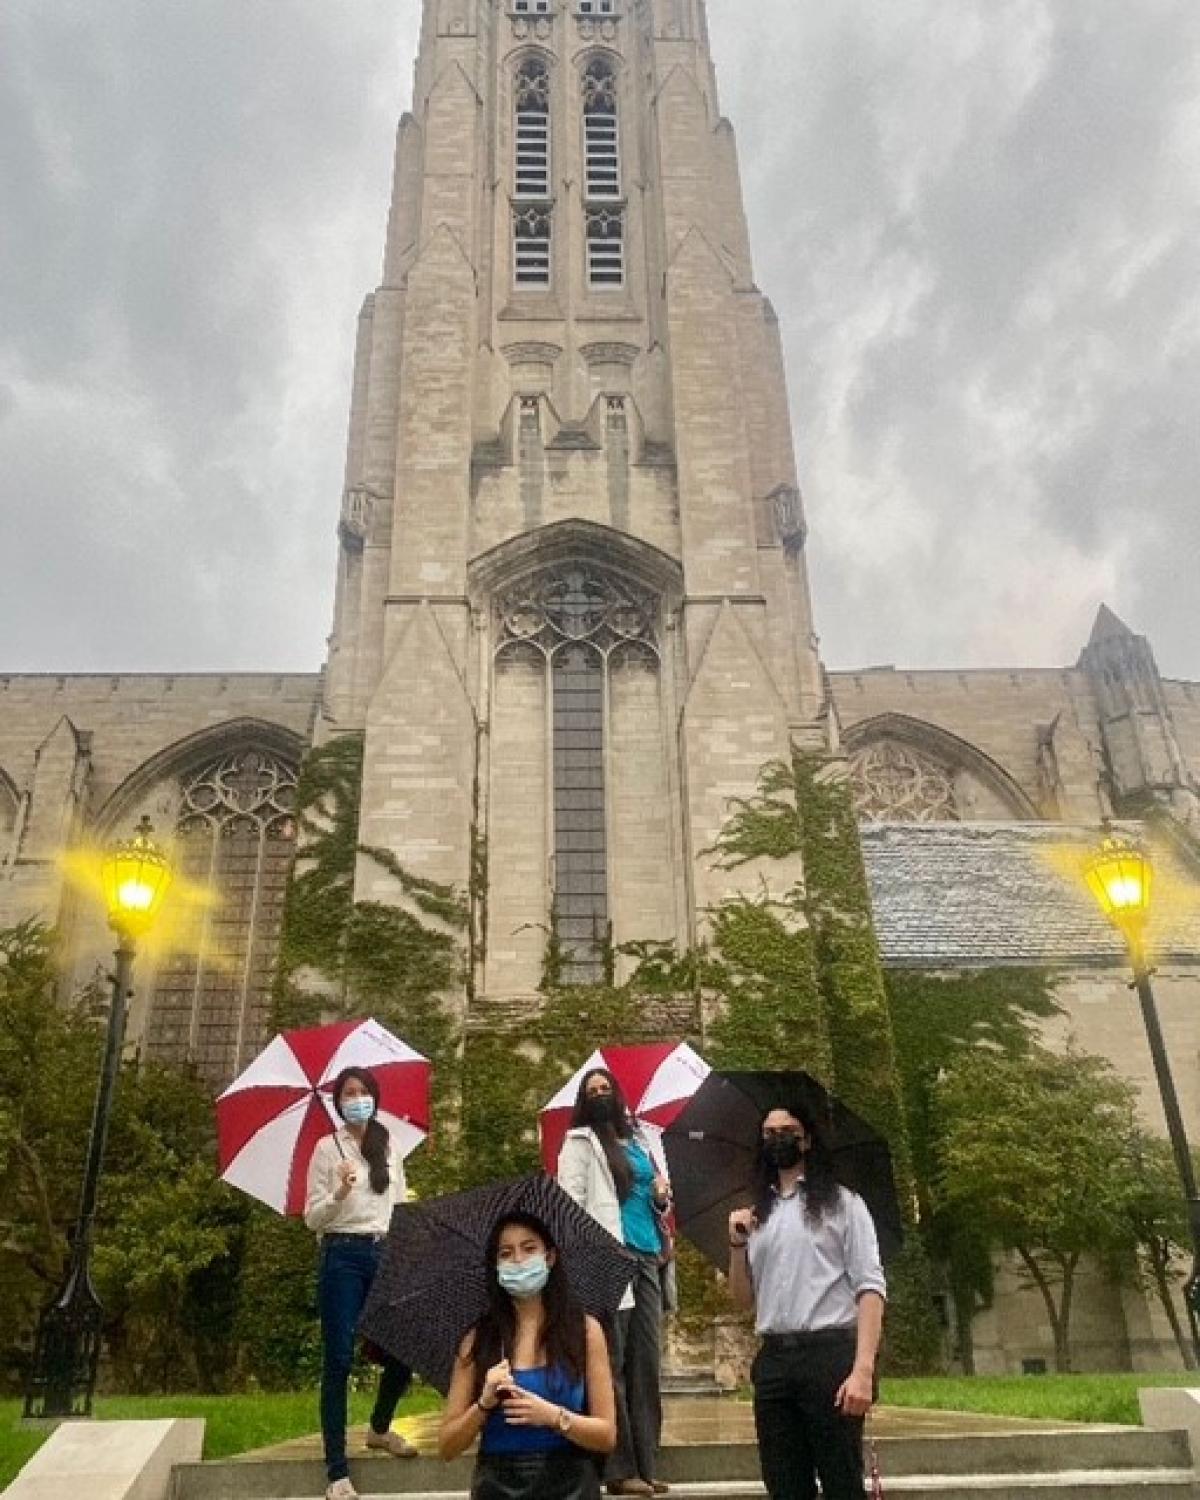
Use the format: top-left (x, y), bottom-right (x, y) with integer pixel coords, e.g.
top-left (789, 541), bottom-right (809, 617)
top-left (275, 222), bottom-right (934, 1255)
top-left (538, 1041), bottom-right (711, 1177)
top-left (217, 1017), bottom-right (431, 1216)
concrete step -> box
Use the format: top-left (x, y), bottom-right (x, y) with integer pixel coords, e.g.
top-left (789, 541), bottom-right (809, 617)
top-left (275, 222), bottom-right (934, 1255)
top-left (168, 1427), bottom-right (1197, 1500)
top-left (226, 1480), bottom-right (1200, 1500)
top-left (661, 1368), bottom-right (724, 1399)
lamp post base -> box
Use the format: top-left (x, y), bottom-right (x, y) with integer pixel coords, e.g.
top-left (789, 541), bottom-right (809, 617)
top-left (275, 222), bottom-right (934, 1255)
top-left (22, 1247), bottom-right (104, 1421)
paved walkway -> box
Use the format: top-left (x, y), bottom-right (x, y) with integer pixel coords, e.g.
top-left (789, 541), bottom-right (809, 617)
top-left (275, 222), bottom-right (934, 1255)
top-left (240, 1396), bottom-right (1067, 1463)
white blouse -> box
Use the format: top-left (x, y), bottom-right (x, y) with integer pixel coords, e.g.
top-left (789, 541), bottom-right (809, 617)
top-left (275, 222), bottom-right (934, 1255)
top-left (304, 1125), bottom-right (406, 1238)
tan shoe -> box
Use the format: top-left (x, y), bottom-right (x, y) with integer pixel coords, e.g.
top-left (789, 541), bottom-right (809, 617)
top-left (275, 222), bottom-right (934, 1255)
top-left (326, 1479), bottom-right (359, 1500)
top-left (365, 1428), bottom-right (419, 1458)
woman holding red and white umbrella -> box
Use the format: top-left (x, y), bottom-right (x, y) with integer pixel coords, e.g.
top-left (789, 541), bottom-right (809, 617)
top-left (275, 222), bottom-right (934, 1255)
top-left (306, 1065), bottom-right (418, 1500)
top-left (216, 1017), bottom-right (431, 1500)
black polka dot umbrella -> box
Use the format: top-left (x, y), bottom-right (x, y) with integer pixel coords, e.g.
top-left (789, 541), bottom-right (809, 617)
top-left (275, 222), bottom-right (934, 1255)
top-left (361, 1172), bottom-right (637, 1394)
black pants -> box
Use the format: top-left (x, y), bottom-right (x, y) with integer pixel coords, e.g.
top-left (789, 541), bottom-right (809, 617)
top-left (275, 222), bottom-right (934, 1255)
top-left (606, 1253), bottom-right (663, 1484)
top-left (751, 1330), bottom-right (864, 1500)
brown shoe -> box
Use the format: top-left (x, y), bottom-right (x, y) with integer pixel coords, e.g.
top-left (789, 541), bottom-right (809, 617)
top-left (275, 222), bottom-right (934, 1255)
top-left (365, 1428), bottom-right (419, 1458)
top-left (651, 1484), bottom-right (670, 1495)
top-left (607, 1483), bottom-right (654, 1497)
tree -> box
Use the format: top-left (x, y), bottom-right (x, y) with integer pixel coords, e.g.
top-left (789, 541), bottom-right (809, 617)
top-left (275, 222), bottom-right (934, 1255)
top-left (887, 969), bottom-right (1061, 1371)
top-left (0, 922), bottom-right (104, 1387)
top-left (938, 1044), bottom-right (1140, 1372)
top-left (1118, 1133), bottom-right (1197, 1370)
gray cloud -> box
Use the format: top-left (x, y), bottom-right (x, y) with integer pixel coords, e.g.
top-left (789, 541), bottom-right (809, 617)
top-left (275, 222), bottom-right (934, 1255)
top-left (1, 1), bottom-right (1197, 679)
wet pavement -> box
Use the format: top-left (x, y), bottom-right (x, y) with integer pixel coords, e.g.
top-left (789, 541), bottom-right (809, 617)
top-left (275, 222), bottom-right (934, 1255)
top-left (240, 1395), bottom-right (1069, 1463)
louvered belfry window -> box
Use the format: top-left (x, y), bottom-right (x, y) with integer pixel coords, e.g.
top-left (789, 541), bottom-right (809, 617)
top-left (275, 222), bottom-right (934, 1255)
top-left (581, 57), bottom-right (623, 288)
top-left (513, 57), bottom-right (553, 288)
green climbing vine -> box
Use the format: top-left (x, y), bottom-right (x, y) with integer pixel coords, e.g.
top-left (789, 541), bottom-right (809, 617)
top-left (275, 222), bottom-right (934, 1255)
top-left (710, 745), bottom-right (942, 1371)
top-left (272, 734), bottom-right (467, 1197)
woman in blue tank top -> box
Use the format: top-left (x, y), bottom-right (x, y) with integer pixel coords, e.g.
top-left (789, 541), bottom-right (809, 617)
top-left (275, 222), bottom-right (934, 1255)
top-left (439, 1210), bottom-right (617, 1500)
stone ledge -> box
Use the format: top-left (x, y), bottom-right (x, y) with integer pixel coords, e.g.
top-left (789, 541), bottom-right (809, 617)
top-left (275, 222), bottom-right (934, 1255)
top-left (6, 1417), bottom-right (203, 1500)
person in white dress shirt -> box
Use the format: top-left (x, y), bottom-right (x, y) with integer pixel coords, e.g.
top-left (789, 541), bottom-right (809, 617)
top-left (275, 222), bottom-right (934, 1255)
top-left (305, 1066), bottom-right (417, 1500)
top-left (727, 1099), bottom-right (886, 1500)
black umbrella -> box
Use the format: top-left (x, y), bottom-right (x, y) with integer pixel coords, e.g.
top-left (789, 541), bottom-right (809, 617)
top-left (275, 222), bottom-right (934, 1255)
top-left (360, 1172), bottom-right (637, 1393)
top-left (662, 1071), bottom-right (904, 1269)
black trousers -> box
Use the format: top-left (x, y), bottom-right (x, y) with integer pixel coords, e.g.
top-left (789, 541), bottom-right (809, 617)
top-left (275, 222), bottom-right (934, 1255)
top-left (751, 1330), bottom-right (865, 1500)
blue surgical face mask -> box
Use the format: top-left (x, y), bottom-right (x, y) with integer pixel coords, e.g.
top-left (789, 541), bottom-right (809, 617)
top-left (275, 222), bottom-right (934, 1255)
top-left (497, 1255), bottom-right (551, 1300)
top-left (341, 1095), bottom-right (375, 1126)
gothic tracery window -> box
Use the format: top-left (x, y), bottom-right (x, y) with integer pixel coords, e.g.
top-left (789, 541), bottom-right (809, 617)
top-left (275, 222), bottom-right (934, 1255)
top-left (147, 748), bottom-right (298, 1085)
top-left (495, 565), bottom-right (659, 981)
top-left (849, 740), bottom-right (960, 823)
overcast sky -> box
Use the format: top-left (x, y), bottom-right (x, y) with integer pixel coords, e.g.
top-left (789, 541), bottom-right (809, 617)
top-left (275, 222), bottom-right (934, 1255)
top-left (2, 1), bottom-right (1198, 678)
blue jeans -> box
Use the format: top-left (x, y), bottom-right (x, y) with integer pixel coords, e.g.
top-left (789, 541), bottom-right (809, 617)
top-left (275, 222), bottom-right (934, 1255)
top-left (319, 1234), bottom-right (412, 1482)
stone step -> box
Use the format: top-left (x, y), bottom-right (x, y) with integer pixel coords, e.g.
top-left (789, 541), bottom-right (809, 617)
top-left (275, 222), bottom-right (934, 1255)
top-left (237, 1479), bottom-right (1200, 1500)
top-left (661, 1368), bottom-right (724, 1399)
top-left (168, 1428), bottom-right (1197, 1500)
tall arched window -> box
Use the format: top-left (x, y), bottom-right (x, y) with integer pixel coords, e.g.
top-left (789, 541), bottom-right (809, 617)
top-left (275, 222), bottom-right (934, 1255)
top-left (495, 564), bottom-right (659, 982)
top-left (513, 57), bottom-right (553, 287)
top-left (147, 748), bottom-right (298, 1084)
top-left (581, 56), bottom-right (623, 288)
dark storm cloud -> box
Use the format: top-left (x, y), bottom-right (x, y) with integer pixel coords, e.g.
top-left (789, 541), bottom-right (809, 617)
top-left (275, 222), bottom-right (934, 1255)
top-left (0, 0), bottom-right (414, 669)
top-left (711, 0), bottom-right (1200, 676)
top-left (1, 1), bottom-right (1197, 678)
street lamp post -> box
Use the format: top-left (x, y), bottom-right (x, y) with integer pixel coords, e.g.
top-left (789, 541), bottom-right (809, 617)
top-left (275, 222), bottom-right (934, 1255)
top-left (23, 818), bottom-right (172, 1420)
top-left (1084, 824), bottom-right (1200, 1365)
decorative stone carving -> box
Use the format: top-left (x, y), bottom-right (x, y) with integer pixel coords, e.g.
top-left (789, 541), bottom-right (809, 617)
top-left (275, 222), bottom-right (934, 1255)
top-left (496, 563), bottom-right (658, 658)
top-left (176, 749), bottom-right (298, 840)
top-left (771, 484), bottom-right (806, 552)
top-left (339, 486), bottom-right (376, 550)
top-left (849, 740), bottom-right (960, 823)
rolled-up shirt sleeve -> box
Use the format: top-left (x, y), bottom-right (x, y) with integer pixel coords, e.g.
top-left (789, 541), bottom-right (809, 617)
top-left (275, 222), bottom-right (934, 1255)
top-left (843, 1192), bottom-right (887, 1301)
top-left (304, 1137), bottom-right (341, 1233)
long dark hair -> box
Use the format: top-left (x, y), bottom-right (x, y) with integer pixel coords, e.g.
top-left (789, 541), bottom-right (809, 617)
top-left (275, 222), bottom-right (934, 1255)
top-left (753, 1098), bottom-right (842, 1229)
top-left (570, 1068), bottom-right (634, 1201)
top-left (469, 1212), bottom-right (588, 1393)
top-left (332, 1066), bottom-right (390, 1195)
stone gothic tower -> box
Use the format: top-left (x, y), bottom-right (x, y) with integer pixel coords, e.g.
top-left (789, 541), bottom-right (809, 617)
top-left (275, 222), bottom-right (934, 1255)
top-left (322, 0), bottom-right (824, 1001)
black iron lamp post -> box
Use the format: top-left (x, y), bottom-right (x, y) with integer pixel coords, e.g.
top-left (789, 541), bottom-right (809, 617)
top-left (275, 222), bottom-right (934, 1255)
top-left (23, 817), bottom-right (172, 1420)
top-left (1084, 824), bottom-right (1200, 1365)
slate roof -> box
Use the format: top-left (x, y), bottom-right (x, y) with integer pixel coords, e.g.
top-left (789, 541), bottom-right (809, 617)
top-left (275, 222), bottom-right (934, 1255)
top-left (859, 821), bottom-right (1200, 970)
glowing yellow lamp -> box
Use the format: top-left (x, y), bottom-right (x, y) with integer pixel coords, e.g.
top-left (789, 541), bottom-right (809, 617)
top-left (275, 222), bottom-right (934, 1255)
top-left (1083, 828), bottom-right (1153, 935)
top-left (101, 817), bottom-right (173, 937)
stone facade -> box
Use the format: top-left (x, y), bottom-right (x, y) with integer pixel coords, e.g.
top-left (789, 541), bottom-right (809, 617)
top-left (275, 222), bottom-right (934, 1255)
top-left (321, 0), bottom-right (822, 1007)
top-left (3, 0), bottom-right (1200, 1373)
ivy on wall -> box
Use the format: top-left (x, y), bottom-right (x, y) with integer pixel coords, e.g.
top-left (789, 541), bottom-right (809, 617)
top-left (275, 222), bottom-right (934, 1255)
top-left (710, 746), bottom-right (942, 1371)
top-left (271, 734), bottom-right (466, 1198)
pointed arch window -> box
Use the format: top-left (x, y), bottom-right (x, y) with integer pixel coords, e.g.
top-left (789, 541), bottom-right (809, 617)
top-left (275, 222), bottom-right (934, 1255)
top-left (513, 56), bottom-right (553, 288)
top-left (581, 55), bottom-right (623, 289)
top-left (495, 563), bottom-right (660, 982)
top-left (582, 56), bottom-right (620, 200)
top-left (147, 748), bottom-right (298, 1085)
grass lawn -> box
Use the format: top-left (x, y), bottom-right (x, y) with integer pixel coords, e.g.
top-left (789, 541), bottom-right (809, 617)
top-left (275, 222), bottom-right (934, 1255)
top-left (879, 1372), bottom-right (1200, 1427)
top-left (0, 1386), bottom-right (442, 1490)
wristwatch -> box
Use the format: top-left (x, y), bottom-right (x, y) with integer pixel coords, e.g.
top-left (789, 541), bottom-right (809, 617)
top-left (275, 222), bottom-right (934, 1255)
top-left (556, 1406), bottom-right (574, 1434)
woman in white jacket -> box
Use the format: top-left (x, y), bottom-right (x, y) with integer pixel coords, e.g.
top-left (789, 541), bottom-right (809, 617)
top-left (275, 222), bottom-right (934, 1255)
top-left (305, 1066), bottom-right (417, 1500)
top-left (557, 1068), bottom-right (670, 1497)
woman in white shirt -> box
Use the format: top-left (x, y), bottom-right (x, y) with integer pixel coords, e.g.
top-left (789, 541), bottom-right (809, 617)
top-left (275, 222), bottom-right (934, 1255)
top-left (305, 1066), bottom-right (417, 1500)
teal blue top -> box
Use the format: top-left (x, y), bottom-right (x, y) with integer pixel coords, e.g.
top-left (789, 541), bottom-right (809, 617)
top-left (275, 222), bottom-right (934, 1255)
top-left (619, 1139), bottom-right (663, 1255)
top-left (480, 1365), bottom-right (586, 1455)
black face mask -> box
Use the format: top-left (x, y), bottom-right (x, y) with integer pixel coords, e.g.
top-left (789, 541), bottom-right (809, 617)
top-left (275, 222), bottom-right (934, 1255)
top-left (763, 1136), bottom-right (804, 1170)
top-left (585, 1095), bottom-right (618, 1126)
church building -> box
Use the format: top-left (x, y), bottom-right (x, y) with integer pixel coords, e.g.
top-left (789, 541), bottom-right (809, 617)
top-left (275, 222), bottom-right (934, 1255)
top-left (3, 0), bottom-right (1199, 1373)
